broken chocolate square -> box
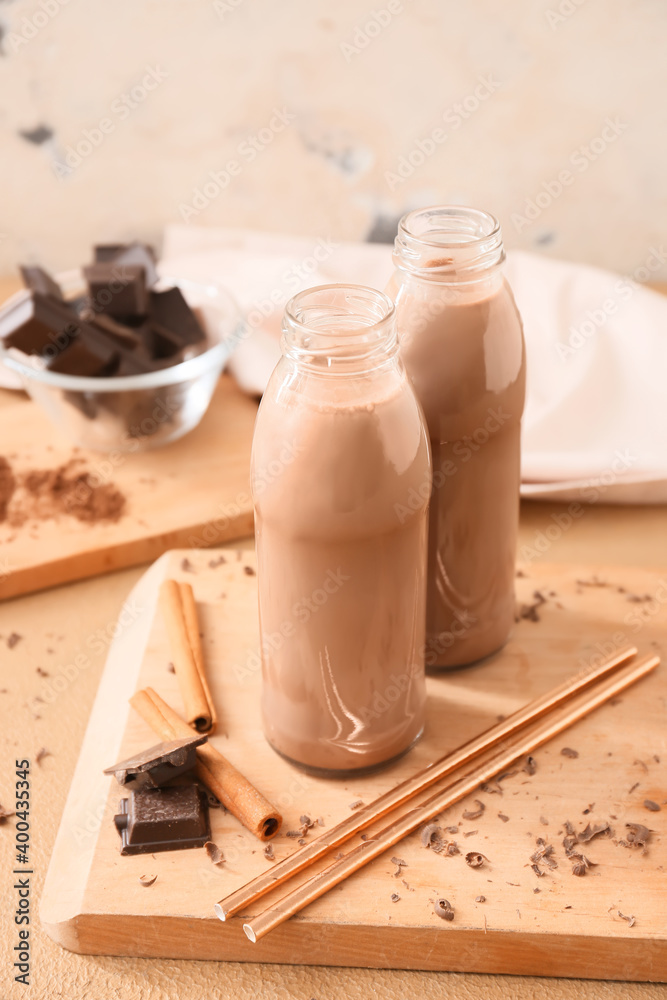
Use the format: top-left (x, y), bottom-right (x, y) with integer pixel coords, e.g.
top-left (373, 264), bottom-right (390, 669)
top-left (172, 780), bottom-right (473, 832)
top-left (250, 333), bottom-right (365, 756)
top-left (104, 735), bottom-right (207, 789)
top-left (114, 784), bottom-right (210, 855)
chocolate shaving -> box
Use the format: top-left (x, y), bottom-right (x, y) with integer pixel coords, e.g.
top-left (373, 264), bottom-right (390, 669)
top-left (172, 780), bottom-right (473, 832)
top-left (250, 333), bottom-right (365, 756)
top-left (576, 576), bottom-right (609, 587)
top-left (644, 799), bottom-right (661, 812)
top-left (569, 853), bottom-right (594, 876)
top-left (390, 892), bottom-right (400, 902)
top-left (618, 910), bottom-right (636, 928)
top-left (36, 747), bottom-right (51, 765)
top-left (0, 456), bottom-right (17, 520)
top-left (577, 821), bottom-right (611, 843)
top-left (0, 802), bottom-right (15, 823)
top-left (263, 843), bottom-right (275, 861)
top-left (434, 898), bottom-right (454, 921)
top-left (517, 590), bottom-right (547, 622)
top-left (444, 841), bottom-right (460, 857)
top-left (531, 864), bottom-right (545, 877)
top-left (463, 829), bottom-right (478, 838)
top-left (138, 874), bottom-right (157, 887)
top-left (475, 895), bottom-right (486, 903)
top-left (480, 781), bottom-right (502, 795)
top-left (36, 666), bottom-right (49, 676)
top-left (539, 816), bottom-right (549, 826)
top-left (7, 632), bottom-right (22, 649)
top-left (560, 747), bottom-right (579, 759)
top-left (243, 565), bottom-right (256, 576)
top-left (530, 843), bottom-right (558, 869)
top-left (180, 558), bottom-right (195, 573)
top-left (523, 756), bottom-right (537, 775)
top-left (348, 799), bottom-right (365, 810)
top-left (633, 758), bottom-right (649, 772)
top-left (420, 823), bottom-right (445, 852)
top-left (624, 822), bottom-right (650, 847)
top-left (498, 813), bottom-right (510, 823)
top-left (208, 555), bottom-right (226, 567)
top-left (204, 841), bottom-right (225, 866)
top-left (462, 799), bottom-right (485, 821)
top-left (465, 851), bottom-right (488, 869)
top-left (167, 662), bottom-right (176, 673)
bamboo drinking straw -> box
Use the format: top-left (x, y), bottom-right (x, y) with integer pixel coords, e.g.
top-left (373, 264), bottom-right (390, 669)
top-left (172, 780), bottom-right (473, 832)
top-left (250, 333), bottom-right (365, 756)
top-left (215, 644), bottom-right (637, 920)
top-left (242, 653), bottom-right (658, 942)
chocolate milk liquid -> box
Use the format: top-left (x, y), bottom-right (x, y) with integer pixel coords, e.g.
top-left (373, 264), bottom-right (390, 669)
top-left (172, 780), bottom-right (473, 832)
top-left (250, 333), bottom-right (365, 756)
top-left (388, 208), bottom-right (526, 668)
top-left (251, 286), bottom-right (431, 773)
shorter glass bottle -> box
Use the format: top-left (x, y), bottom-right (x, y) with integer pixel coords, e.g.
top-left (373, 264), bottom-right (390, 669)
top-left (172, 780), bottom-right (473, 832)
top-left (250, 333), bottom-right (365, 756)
top-left (251, 284), bottom-right (431, 774)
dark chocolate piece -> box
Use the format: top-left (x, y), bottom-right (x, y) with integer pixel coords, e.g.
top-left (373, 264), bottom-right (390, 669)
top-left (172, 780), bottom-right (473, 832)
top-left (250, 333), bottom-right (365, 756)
top-left (150, 287), bottom-right (206, 350)
top-left (104, 735), bottom-right (207, 789)
top-left (94, 244), bottom-right (128, 262)
top-left (0, 293), bottom-right (80, 357)
top-left (48, 337), bottom-right (118, 377)
top-left (20, 265), bottom-right (63, 300)
top-left (114, 784), bottom-right (210, 855)
top-left (109, 242), bottom-right (159, 287)
top-left (84, 263), bottom-right (148, 318)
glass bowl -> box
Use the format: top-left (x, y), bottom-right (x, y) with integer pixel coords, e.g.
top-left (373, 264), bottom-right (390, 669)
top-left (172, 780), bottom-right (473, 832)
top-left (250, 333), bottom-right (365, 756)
top-left (0, 270), bottom-right (241, 452)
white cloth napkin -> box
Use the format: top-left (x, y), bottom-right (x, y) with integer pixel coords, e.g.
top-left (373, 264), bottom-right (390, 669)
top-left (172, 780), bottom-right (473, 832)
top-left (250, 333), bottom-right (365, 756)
top-left (161, 224), bottom-right (667, 504)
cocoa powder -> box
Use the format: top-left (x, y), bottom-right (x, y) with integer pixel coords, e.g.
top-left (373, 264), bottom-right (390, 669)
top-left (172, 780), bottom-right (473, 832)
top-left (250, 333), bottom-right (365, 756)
top-left (0, 456), bottom-right (126, 526)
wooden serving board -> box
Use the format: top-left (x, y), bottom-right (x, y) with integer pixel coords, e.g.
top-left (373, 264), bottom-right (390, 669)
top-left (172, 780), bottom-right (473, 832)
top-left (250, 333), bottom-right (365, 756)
top-left (40, 552), bottom-right (667, 980)
top-left (0, 378), bottom-right (257, 599)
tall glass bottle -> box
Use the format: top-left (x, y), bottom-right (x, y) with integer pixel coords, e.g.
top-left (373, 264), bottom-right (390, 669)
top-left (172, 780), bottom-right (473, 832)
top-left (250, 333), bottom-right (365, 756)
top-left (251, 284), bottom-right (431, 773)
top-left (387, 207), bottom-right (526, 669)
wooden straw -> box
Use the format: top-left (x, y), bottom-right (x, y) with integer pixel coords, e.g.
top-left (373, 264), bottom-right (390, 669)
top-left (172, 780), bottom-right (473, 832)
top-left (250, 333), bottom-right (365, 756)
top-left (130, 687), bottom-right (281, 841)
top-left (242, 652), bottom-right (659, 942)
top-left (215, 644), bottom-right (637, 920)
top-left (160, 579), bottom-right (217, 734)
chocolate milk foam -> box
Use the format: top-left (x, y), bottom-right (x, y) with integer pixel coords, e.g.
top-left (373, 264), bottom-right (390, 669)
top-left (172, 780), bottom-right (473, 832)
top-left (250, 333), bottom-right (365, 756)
top-left (395, 277), bottom-right (526, 667)
top-left (252, 372), bottom-right (430, 772)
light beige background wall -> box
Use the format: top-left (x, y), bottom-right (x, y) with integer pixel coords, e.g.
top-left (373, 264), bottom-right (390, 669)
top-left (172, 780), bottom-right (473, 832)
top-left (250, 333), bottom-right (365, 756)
top-left (0, 0), bottom-right (665, 276)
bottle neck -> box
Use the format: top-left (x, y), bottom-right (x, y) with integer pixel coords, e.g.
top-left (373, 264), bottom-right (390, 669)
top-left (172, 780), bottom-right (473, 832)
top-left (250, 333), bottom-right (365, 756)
top-left (282, 284), bottom-right (399, 376)
top-left (393, 206), bottom-right (505, 284)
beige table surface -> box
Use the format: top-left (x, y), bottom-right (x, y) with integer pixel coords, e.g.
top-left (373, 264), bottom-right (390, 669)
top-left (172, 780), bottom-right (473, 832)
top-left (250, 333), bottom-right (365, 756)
top-left (1, 273), bottom-right (666, 999)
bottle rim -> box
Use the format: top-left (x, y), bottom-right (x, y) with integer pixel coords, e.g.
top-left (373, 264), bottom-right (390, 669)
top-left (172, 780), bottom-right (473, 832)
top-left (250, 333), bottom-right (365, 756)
top-left (282, 283), bottom-right (398, 371)
top-left (394, 205), bottom-right (505, 281)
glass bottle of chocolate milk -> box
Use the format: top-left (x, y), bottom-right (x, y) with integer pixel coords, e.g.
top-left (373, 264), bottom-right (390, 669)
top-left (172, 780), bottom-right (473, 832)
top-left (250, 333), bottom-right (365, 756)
top-left (251, 284), bottom-right (431, 774)
top-left (387, 207), bottom-right (526, 669)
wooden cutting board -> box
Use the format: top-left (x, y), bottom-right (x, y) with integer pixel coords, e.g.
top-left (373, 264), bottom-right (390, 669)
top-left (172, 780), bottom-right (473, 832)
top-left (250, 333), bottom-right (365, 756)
top-left (40, 552), bottom-right (667, 980)
top-left (0, 378), bottom-right (257, 600)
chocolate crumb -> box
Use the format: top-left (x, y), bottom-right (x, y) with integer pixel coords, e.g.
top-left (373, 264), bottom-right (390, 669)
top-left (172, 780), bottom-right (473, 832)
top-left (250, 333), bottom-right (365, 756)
top-left (317, 817), bottom-right (325, 826)
top-left (479, 781), bottom-right (502, 795)
top-left (444, 841), bottom-right (460, 857)
top-left (576, 576), bottom-right (609, 587)
top-left (36, 667), bottom-right (49, 676)
top-left (465, 851), bottom-right (488, 869)
top-left (498, 813), bottom-right (510, 823)
top-left (523, 756), bottom-right (537, 775)
top-left (36, 747), bottom-right (51, 765)
top-left (7, 633), bottom-right (22, 649)
top-left (401, 879), bottom-right (415, 891)
top-left (539, 816), bottom-right (549, 826)
top-left (0, 457), bottom-right (17, 520)
top-left (570, 852), bottom-right (594, 876)
top-left (560, 747), bottom-right (579, 759)
top-left (285, 829), bottom-right (302, 838)
top-left (462, 799), bottom-right (485, 821)
top-left (633, 758), bottom-right (649, 772)
top-left (390, 892), bottom-right (400, 902)
top-left (298, 838), bottom-right (306, 845)
top-left (204, 841), bottom-right (225, 866)
top-left (475, 895), bottom-right (486, 903)
top-left (12, 458), bottom-right (126, 526)
top-left (517, 590), bottom-right (547, 622)
top-left (138, 874), bottom-right (157, 887)
top-left (445, 825), bottom-right (458, 834)
top-left (349, 799), bottom-right (364, 810)
top-left (644, 799), bottom-right (661, 812)
top-left (243, 565), bottom-right (256, 576)
top-left (390, 856), bottom-right (407, 867)
top-left (264, 843), bottom-right (275, 860)
top-left (208, 555), bottom-right (227, 567)
top-left (463, 829), bottom-right (478, 838)
top-left (434, 898), bottom-right (454, 921)
top-left (167, 662), bottom-right (175, 673)
top-left (180, 558), bottom-right (195, 573)
top-left (618, 910), bottom-right (636, 928)
top-left (533, 888), bottom-right (541, 893)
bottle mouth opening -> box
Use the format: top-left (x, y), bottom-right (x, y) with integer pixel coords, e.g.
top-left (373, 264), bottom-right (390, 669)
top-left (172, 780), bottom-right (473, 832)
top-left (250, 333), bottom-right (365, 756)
top-left (394, 206), bottom-right (504, 280)
top-left (282, 284), bottom-right (397, 370)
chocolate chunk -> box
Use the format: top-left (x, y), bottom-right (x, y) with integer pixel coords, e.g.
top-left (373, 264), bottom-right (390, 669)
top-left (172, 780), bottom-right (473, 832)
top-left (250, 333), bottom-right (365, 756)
top-left (113, 784), bottom-right (210, 855)
top-left (84, 263), bottom-right (148, 318)
top-left (94, 244), bottom-right (128, 262)
top-left (20, 265), bottom-right (63, 300)
top-left (104, 735), bottom-right (207, 789)
top-left (108, 242), bottom-right (159, 287)
top-left (48, 336), bottom-right (119, 377)
top-left (150, 287), bottom-right (206, 350)
top-left (0, 292), bottom-right (79, 357)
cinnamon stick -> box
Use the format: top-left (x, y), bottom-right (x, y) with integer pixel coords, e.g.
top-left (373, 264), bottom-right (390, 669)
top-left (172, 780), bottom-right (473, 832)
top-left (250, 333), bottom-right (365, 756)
top-left (160, 579), bottom-right (217, 734)
top-left (130, 687), bottom-right (281, 841)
